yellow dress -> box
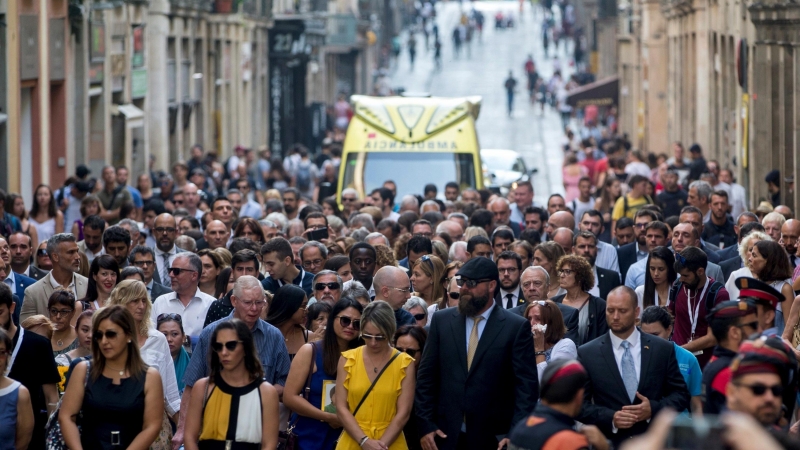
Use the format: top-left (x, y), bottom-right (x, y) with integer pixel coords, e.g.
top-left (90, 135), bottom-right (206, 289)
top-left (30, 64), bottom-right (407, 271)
top-left (335, 346), bottom-right (414, 450)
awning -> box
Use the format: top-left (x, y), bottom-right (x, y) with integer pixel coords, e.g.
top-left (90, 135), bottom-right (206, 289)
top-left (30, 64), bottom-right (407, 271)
top-left (566, 76), bottom-right (619, 108)
top-left (111, 103), bottom-right (144, 128)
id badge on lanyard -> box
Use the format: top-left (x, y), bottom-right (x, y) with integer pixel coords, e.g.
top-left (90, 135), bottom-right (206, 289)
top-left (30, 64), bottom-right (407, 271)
top-left (687, 278), bottom-right (710, 355)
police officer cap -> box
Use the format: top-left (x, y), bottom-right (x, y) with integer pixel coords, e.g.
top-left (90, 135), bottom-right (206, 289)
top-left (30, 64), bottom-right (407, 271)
top-left (736, 277), bottom-right (783, 310)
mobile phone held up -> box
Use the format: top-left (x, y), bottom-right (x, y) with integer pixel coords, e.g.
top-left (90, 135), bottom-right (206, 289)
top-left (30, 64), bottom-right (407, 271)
top-left (308, 227), bottom-right (329, 242)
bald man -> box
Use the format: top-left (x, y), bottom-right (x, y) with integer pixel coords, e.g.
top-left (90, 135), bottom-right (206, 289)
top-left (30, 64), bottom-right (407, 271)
top-left (489, 198), bottom-right (523, 238)
top-left (203, 220), bottom-right (230, 250)
top-left (373, 266), bottom-right (416, 328)
top-left (553, 228), bottom-right (574, 255)
top-left (775, 205), bottom-right (794, 221)
top-left (781, 219), bottom-right (800, 269)
top-left (545, 211), bottom-right (576, 241)
top-left (436, 220), bottom-right (465, 242)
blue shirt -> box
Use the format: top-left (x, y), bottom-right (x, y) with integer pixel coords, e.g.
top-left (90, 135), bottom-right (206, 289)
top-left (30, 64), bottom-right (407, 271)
top-left (182, 312), bottom-right (291, 388)
top-left (673, 342), bottom-right (702, 397)
top-left (126, 185), bottom-right (144, 208)
top-left (261, 266), bottom-right (314, 297)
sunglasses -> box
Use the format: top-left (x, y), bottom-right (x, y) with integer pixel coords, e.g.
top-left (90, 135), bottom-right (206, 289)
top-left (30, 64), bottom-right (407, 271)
top-left (337, 316), bottom-right (361, 330)
top-left (413, 313), bottom-right (426, 321)
top-left (455, 277), bottom-right (493, 289)
top-left (211, 340), bottom-right (242, 353)
top-left (361, 333), bottom-right (387, 342)
top-left (157, 313), bottom-right (183, 323)
top-left (735, 382), bottom-right (783, 397)
top-left (37, 249), bottom-right (48, 256)
top-left (396, 347), bottom-right (419, 358)
top-left (315, 282), bottom-right (341, 291)
top-left (448, 292), bottom-right (460, 300)
top-left (93, 330), bottom-right (119, 341)
top-left (169, 267), bottom-right (196, 276)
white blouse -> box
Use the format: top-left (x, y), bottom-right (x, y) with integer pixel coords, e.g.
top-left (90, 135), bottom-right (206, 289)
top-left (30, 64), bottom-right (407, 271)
top-left (536, 338), bottom-right (578, 384)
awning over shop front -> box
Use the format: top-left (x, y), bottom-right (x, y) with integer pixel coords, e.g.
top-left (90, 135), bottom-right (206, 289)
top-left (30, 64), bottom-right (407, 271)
top-left (112, 104), bottom-right (144, 128)
top-left (566, 76), bottom-right (619, 108)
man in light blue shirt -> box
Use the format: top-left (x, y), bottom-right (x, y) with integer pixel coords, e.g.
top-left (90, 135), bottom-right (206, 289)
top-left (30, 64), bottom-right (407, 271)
top-left (640, 305), bottom-right (702, 414)
top-left (577, 210), bottom-right (619, 272)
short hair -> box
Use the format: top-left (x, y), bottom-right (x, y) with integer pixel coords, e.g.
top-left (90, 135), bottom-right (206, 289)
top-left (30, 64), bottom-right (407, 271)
top-left (300, 241), bottom-right (329, 261)
top-left (365, 232), bottom-right (390, 247)
top-left (349, 242), bottom-right (377, 260)
top-left (411, 219), bottom-right (433, 233)
top-left (406, 235), bottom-right (433, 256)
top-left (581, 209), bottom-right (603, 223)
top-left (120, 266), bottom-right (146, 282)
top-left (449, 241), bottom-right (467, 261)
top-left (342, 280), bottom-right (370, 304)
top-left (674, 246), bottom-right (708, 273)
top-left (312, 269), bottom-right (343, 287)
top-left (229, 237), bottom-right (261, 255)
top-left (324, 255), bottom-right (350, 273)
top-left (711, 190), bottom-right (729, 202)
top-left (762, 212), bottom-right (786, 227)
top-left (615, 217), bottom-right (634, 230)
top-left (118, 219), bottom-right (140, 234)
top-left (739, 222), bottom-right (765, 239)
top-left (143, 199), bottom-right (168, 216)
top-left (175, 236), bottom-right (197, 252)
top-left (402, 297), bottom-right (429, 318)
top-left (491, 229), bottom-right (515, 245)
top-left (640, 305), bottom-right (672, 330)
top-left (83, 215), bottom-right (107, 231)
top-left (628, 174), bottom-right (649, 187)
top-left (231, 249), bottom-right (260, 271)
top-left (128, 245), bottom-right (155, 265)
top-left (232, 275), bottom-right (265, 299)
top-left (362, 300), bottom-right (397, 339)
top-left (102, 226), bottom-right (131, 247)
top-left (376, 220), bottom-right (401, 237)
top-left (644, 221), bottom-right (669, 238)
top-left (524, 206), bottom-right (549, 223)
top-left (283, 187), bottom-right (300, 199)
top-left (180, 216), bottom-right (201, 230)
top-left (445, 181), bottom-right (459, 191)
top-left (424, 184), bottom-right (437, 195)
top-left (689, 181), bottom-right (713, 202)
top-left (466, 235), bottom-right (491, 253)
top-left (573, 230), bottom-right (598, 246)
top-left (519, 229), bottom-right (542, 247)
top-left (680, 205), bottom-right (703, 219)
top-left (47, 233), bottom-right (77, 256)
top-left (523, 265), bottom-right (550, 286)
top-left (211, 196), bottom-right (231, 211)
top-left (556, 255), bottom-right (594, 292)
top-left (469, 209), bottom-right (494, 229)
top-left (303, 212), bottom-right (329, 230)
top-left (372, 187), bottom-right (395, 206)
top-left (261, 237), bottom-right (294, 262)
top-left (0, 281), bottom-right (10, 309)
top-left (634, 209), bottom-right (659, 222)
top-left (348, 213), bottom-right (376, 232)
top-left (496, 251), bottom-right (522, 270)
top-left (48, 289), bottom-right (76, 310)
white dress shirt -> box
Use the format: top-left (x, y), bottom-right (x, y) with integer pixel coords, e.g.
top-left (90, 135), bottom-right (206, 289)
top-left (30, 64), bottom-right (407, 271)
top-left (154, 246), bottom-right (180, 281)
top-left (608, 328), bottom-right (642, 381)
top-left (151, 288), bottom-right (215, 339)
top-left (499, 287), bottom-right (522, 309)
top-left (536, 338), bottom-right (578, 384)
top-left (49, 272), bottom-right (78, 298)
top-left (465, 301), bottom-right (495, 354)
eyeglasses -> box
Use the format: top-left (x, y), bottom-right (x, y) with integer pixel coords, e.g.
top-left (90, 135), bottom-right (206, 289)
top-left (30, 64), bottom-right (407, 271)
top-left (303, 259), bottom-right (325, 269)
top-left (735, 382), bottom-right (783, 397)
top-left (37, 249), bottom-right (48, 256)
top-left (634, 223), bottom-right (648, 229)
top-left (49, 308), bottom-right (74, 317)
top-left (239, 300), bottom-right (267, 309)
top-left (315, 282), bottom-right (341, 291)
top-left (133, 260), bottom-right (155, 267)
top-left (337, 316), bottom-right (361, 330)
top-left (396, 347), bottom-right (419, 358)
top-left (388, 286), bottom-right (411, 294)
top-left (361, 333), bottom-right (387, 342)
top-left (558, 269), bottom-right (575, 276)
top-left (154, 227), bottom-right (177, 234)
top-left (455, 277), bottom-right (493, 288)
top-left (93, 330), bottom-right (119, 341)
top-left (157, 313), bottom-right (183, 323)
top-left (169, 267), bottom-right (196, 276)
top-left (413, 313), bottom-right (426, 321)
top-left (448, 292), bottom-right (460, 300)
top-left (211, 340), bottom-right (242, 353)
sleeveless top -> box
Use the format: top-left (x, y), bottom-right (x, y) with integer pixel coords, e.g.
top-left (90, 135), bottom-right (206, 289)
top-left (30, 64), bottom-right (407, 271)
top-left (0, 380), bottom-right (21, 450)
top-left (200, 377), bottom-right (264, 447)
top-left (29, 217), bottom-right (56, 244)
top-left (293, 342), bottom-right (341, 450)
top-left (81, 372), bottom-right (146, 450)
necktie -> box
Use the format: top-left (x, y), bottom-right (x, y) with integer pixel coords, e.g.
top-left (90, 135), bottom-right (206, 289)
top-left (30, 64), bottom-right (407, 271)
top-left (162, 253), bottom-right (172, 288)
top-left (505, 293), bottom-right (514, 309)
top-left (467, 316), bottom-right (483, 370)
top-left (620, 340), bottom-right (637, 403)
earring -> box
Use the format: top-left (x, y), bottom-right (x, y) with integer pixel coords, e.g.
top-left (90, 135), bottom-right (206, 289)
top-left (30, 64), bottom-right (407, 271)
top-left (128, 340), bottom-right (132, 343)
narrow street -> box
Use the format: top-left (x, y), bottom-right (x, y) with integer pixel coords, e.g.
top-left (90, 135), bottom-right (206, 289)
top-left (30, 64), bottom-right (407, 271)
top-left (390, 0), bottom-right (569, 203)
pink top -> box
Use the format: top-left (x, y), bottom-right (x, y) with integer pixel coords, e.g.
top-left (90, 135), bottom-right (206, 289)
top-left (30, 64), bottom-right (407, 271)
top-left (563, 165), bottom-right (588, 202)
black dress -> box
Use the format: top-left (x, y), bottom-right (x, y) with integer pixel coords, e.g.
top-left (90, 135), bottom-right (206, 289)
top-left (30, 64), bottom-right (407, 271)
top-left (81, 371), bottom-right (146, 450)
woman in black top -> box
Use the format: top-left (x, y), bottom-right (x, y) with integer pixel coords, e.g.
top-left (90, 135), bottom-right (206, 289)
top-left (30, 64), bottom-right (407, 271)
top-left (59, 305), bottom-right (164, 450)
top-left (267, 285), bottom-right (311, 360)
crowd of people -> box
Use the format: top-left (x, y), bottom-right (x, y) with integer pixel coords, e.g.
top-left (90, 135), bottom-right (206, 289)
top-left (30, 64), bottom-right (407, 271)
top-left (1, 136), bottom-right (800, 450)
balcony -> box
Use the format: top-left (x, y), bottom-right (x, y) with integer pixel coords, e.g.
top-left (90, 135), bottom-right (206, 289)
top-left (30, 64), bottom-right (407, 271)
top-left (169, 0), bottom-right (214, 11)
top-left (212, 0), bottom-right (271, 16)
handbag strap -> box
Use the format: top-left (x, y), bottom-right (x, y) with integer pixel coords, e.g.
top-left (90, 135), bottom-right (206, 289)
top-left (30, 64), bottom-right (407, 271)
top-left (302, 341), bottom-right (317, 401)
top-left (352, 351), bottom-right (401, 417)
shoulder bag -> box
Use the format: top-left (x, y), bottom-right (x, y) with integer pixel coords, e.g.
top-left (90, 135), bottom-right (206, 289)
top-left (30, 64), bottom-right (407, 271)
top-left (351, 350), bottom-right (401, 418)
top-left (278, 342), bottom-right (317, 450)
top-left (45, 360), bottom-right (91, 450)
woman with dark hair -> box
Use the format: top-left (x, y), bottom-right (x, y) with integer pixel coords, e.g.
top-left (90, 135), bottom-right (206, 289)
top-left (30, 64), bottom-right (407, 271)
top-left (71, 195), bottom-right (103, 241)
top-left (636, 246), bottom-right (677, 314)
top-left (8, 193), bottom-right (39, 248)
top-left (748, 240), bottom-right (794, 335)
top-left (157, 313), bottom-right (189, 395)
top-left (48, 289), bottom-right (79, 356)
top-left (306, 302), bottom-right (333, 332)
top-left (524, 300), bottom-right (576, 383)
top-left (393, 325), bottom-right (427, 450)
top-left (551, 255), bottom-right (608, 346)
top-left (213, 267), bottom-right (233, 300)
top-left (266, 157), bottom-right (291, 192)
top-left (81, 254), bottom-right (121, 312)
top-left (321, 197), bottom-right (344, 220)
top-left (0, 328), bottom-right (34, 450)
top-left (184, 319), bottom-right (280, 450)
top-left (234, 217), bottom-right (267, 243)
top-left (325, 255), bottom-right (352, 282)
top-left (59, 305), bottom-right (164, 450)
top-left (198, 249), bottom-right (224, 297)
top-left (285, 298), bottom-right (364, 450)
top-left (532, 241), bottom-right (566, 298)
top-left (29, 184), bottom-right (64, 243)
top-left (266, 285), bottom-right (310, 360)
top-left (55, 310), bottom-right (94, 391)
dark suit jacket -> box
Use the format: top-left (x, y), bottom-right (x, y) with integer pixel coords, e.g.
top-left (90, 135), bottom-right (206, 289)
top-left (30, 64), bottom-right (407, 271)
top-left (510, 301), bottom-right (580, 344)
top-left (26, 265), bottom-right (48, 281)
top-left (12, 272), bottom-right (36, 326)
top-left (701, 242), bottom-right (721, 263)
top-left (720, 256), bottom-right (743, 283)
top-left (716, 244), bottom-right (739, 262)
top-left (577, 331), bottom-right (690, 444)
top-left (416, 305), bottom-right (540, 450)
top-left (195, 237), bottom-right (209, 251)
top-left (508, 221), bottom-right (522, 238)
top-left (596, 266), bottom-right (622, 300)
top-left (551, 294), bottom-right (609, 346)
top-left (616, 243), bottom-right (639, 284)
top-left (149, 281), bottom-right (173, 302)
top-left (152, 247), bottom-right (188, 285)
top-left (494, 286), bottom-right (525, 309)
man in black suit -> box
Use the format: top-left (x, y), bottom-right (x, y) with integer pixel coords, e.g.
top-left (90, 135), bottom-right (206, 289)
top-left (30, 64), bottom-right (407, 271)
top-left (617, 210), bottom-right (660, 282)
top-left (512, 266), bottom-right (579, 343)
top-left (781, 219), bottom-right (800, 269)
top-left (129, 246), bottom-right (173, 301)
top-left (8, 232), bottom-right (48, 280)
top-left (716, 213), bottom-right (760, 262)
top-left (577, 286), bottom-right (690, 444)
top-left (573, 231), bottom-right (620, 300)
top-left (494, 251), bottom-right (525, 309)
top-left (720, 222), bottom-right (766, 281)
top-left (416, 257), bottom-right (539, 450)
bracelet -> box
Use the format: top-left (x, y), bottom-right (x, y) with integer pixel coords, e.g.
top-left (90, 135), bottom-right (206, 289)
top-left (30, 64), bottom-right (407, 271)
top-left (359, 436), bottom-right (369, 447)
top-left (535, 351), bottom-right (546, 356)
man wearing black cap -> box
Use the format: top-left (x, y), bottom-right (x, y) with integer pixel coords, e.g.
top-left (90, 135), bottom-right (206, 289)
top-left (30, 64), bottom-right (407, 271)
top-left (737, 277), bottom-right (782, 338)
top-left (766, 170), bottom-right (782, 207)
top-left (508, 360), bottom-right (609, 450)
top-left (702, 300), bottom-right (759, 414)
top-left (416, 256), bottom-right (539, 450)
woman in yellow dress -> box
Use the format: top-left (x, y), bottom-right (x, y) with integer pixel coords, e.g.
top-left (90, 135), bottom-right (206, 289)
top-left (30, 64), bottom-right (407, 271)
top-left (335, 300), bottom-right (416, 450)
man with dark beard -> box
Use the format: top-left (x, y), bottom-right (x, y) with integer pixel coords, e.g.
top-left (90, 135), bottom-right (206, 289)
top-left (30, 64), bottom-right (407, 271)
top-left (415, 257), bottom-right (539, 450)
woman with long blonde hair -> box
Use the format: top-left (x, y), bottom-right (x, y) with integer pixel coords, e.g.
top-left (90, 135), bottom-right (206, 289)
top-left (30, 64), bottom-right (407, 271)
top-left (410, 254), bottom-right (445, 308)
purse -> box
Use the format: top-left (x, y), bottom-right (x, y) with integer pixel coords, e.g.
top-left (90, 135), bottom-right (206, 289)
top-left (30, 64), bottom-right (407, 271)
top-left (278, 342), bottom-right (318, 450)
top-left (45, 360), bottom-right (91, 450)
